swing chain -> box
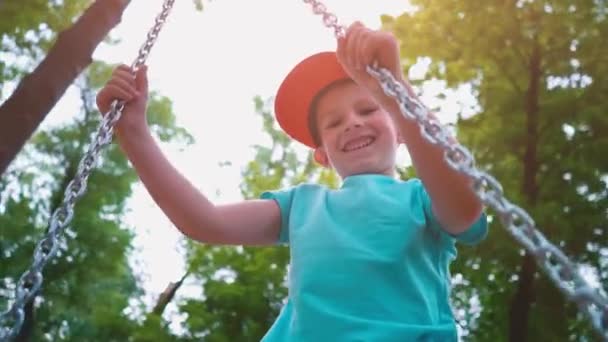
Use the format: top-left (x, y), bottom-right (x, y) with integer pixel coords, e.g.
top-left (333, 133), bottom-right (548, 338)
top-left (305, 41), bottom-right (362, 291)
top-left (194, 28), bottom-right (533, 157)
top-left (132, 0), bottom-right (175, 70)
top-left (367, 64), bottom-right (608, 339)
top-left (302, 0), bottom-right (345, 38)
top-left (304, 0), bottom-right (608, 339)
top-left (0, 1), bottom-right (175, 340)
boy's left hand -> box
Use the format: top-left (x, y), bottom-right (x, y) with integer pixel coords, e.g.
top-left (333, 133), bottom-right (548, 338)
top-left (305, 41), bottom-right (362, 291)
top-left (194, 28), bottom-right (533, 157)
top-left (336, 22), bottom-right (409, 102)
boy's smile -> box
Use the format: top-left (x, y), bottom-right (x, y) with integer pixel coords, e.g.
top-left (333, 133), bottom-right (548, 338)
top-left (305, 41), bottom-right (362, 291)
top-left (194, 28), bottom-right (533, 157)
top-left (342, 135), bottom-right (375, 152)
top-left (313, 81), bottom-right (400, 178)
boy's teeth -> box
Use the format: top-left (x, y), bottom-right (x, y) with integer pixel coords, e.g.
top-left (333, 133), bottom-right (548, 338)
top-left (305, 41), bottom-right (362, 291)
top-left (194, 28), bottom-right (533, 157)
top-left (343, 137), bottom-right (374, 152)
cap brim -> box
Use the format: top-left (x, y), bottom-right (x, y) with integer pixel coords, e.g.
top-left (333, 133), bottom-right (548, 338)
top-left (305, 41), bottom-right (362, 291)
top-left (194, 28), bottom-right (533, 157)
top-left (274, 51), bottom-right (349, 148)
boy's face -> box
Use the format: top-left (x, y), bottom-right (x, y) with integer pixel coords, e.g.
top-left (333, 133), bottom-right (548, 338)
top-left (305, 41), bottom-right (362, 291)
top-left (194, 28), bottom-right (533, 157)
top-left (313, 81), bottom-right (400, 178)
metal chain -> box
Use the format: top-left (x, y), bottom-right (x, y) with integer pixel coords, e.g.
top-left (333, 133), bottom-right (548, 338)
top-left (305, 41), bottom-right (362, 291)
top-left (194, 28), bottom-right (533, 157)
top-left (0, 1), bottom-right (175, 340)
top-left (303, 0), bottom-right (608, 339)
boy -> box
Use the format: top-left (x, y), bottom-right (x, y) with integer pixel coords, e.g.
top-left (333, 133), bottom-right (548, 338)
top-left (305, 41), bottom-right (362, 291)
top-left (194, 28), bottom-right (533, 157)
top-left (97, 22), bottom-right (487, 341)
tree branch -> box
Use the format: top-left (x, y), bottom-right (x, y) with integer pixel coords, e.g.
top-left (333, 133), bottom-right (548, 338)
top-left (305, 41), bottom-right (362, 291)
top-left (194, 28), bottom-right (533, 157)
top-left (0, 0), bottom-right (131, 175)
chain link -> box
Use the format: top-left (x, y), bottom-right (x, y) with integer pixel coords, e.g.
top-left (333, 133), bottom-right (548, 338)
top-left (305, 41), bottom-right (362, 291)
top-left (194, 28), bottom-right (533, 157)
top-left (302, 0), bottom-right (345, 38)
top-left (0, 1), bottom-right (176, 340)
top-left (303, 0), bottom-right (608, 339)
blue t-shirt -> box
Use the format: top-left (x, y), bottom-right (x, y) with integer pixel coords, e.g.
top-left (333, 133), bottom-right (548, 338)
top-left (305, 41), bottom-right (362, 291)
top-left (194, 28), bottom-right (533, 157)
top-left (260, 174), bottom-right (487, 341)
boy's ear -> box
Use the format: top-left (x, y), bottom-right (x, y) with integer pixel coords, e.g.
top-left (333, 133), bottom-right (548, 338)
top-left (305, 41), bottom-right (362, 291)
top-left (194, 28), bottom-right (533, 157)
top-left (313, 147), bottom-right (330, 167)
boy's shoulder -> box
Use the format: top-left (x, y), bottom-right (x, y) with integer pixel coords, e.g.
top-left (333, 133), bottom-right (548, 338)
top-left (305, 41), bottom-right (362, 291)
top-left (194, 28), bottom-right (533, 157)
top-left (287, 182), bottom-right (333, 198)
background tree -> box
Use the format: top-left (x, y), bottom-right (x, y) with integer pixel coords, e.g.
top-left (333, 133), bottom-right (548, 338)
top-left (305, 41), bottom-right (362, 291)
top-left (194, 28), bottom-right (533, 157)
top-left (382, 1), bottom-right (607, 340)
top-left (0, 0), bottom-right (206, 174)
top-left (4, 1), bottom-right (605, 340)
top-left (0, 0), bottom-right (133, 174)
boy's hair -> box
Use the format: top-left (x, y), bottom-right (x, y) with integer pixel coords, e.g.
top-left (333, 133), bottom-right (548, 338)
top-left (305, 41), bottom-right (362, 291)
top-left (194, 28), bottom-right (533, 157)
top-left (307, 78), bottom-right (353, 147)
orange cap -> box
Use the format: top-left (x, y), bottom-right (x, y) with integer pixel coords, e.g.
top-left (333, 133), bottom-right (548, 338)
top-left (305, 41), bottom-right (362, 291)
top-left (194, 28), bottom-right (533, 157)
top-left (274, 51), bottom-right (349, 148)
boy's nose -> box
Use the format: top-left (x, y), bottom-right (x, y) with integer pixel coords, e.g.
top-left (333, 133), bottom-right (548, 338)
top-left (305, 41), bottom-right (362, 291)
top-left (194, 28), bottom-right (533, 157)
top-left (344, 112), bottom-right (363, 132)
top-left (346, 111), bottom-right (363, 131)
top-left (344, 123), bottom-right (362, 133)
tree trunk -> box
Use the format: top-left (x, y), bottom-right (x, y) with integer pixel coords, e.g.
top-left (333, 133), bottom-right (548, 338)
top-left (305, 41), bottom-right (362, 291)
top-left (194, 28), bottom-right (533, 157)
top-left (14, 302), bottom-right (34, 342)
top-left (0, 0), bottom-right (131, 176)
top-left (509, 39), bottom-right (542, 342)
top-left (152, 272), bottom-right (189, 315)
top-left (509, 253), bottom-right (537, 342)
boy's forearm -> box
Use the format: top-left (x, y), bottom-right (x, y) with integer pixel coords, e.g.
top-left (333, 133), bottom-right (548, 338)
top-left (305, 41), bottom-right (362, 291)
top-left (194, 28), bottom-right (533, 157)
top-left (380, 95), bottom-right (483, 234)
top-left (116, 128), bottom-right (221, 240)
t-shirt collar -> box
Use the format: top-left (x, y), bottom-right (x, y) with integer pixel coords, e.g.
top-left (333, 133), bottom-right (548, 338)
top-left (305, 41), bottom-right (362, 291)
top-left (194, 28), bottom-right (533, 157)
top-left (341, 173), bottom-right (398, 188)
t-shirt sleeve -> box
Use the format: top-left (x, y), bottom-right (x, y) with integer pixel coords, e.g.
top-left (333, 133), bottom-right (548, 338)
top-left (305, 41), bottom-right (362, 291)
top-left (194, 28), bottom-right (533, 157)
top-left (260, 187), bottom-right (295, 245)
top-left (414, 179), bottom-right (488, 246)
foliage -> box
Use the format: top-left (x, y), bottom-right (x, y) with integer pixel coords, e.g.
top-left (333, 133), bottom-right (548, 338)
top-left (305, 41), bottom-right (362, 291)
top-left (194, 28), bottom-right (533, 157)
top-left (0, 0), bottom-right (93, 94)
top-left (0, 59), bottom-right (192, 339)
top-left (383, 0), bottom-right (607, 340)
top-left (2, 1), bottom-right (606, 340)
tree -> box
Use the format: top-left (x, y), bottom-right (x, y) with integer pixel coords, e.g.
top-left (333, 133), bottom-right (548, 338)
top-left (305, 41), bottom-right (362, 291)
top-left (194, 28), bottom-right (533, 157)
top-left (0, 0), bottom-right (93, 85)
top-left (382, 1), bottom-right (607, 340)
top-left (0, 0), bottom-right (134, 175)
top-left (1, 61), bottom-right (193, 340)
top-left (0, 0), bottom-right (210, 175)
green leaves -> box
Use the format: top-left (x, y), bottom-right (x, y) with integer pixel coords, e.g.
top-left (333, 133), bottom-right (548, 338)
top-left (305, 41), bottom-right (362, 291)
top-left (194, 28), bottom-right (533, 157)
top-left (3, 1), bottom-right (604, 340)
top-left (385, 0), bottom-right (607, 339)
top-left (1, 54), bottom-right (191, 342)
top-left (0, 0), bottom-right (92, 82)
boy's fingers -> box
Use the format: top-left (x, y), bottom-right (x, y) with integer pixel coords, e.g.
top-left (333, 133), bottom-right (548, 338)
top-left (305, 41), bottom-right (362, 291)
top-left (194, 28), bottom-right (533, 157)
top-left (114, 64), bottom-right (135, 75)
top-left (353, 27), bottom-right (368, 70)
top-left (97, 64), bottom-right (139, 114)
top-left (348, 23), bottom-right (368, 70)
top-left (102, 85), bottom-right (135, 103)
top-left (112, 68), bottom-right (137, 84)
top-left (108, 78), bottom-right (139, 97)
top-left (345, 25), bottom-right (356, 67)
top-left (363, 27), bottom-right (383, 70)
top-left (135, 65), bottom-right (148, 93)
top-left (96, 90), bottom-right (109, 113)
top-left (336, 35), bottom-right (346, 60)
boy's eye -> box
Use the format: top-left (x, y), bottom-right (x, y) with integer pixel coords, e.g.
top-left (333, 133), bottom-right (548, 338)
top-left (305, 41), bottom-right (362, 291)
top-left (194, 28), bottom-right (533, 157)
top-left (360, 106), bottom-right (379, 115)
top-left (325, 119), bottom-right (341, 128)
top-left (326, 120), bottom-right (341, 129)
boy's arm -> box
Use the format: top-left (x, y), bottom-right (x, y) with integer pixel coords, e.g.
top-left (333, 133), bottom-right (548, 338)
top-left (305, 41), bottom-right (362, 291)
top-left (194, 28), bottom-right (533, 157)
top-left (382, 97), bottom-right (483, 235)
top-left (117, 128), bottom-right (282, 246)
top-left (96, 65), bottom-right (281, 245)
top-left (335, 23), bottom-right (483, 235)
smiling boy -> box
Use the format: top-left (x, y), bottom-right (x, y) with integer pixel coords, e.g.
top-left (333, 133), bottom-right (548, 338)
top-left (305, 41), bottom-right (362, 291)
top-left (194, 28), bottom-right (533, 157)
top-left (97, 22), bottom-right (487, 341)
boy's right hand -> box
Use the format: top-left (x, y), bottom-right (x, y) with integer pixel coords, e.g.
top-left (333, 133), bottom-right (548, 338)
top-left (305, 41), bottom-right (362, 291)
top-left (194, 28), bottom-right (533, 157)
top-left (96, 64), bottom-right (149, 135)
